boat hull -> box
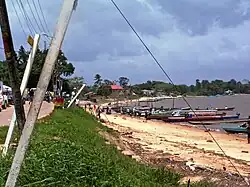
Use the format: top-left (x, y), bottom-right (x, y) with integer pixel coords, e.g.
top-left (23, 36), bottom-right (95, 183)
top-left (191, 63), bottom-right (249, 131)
top-left (223, 127), bottom-right (248, 134)
top-left (163, 115), bottom-right (239, 123)
top-left (216, 107), bottom-right (235, 111)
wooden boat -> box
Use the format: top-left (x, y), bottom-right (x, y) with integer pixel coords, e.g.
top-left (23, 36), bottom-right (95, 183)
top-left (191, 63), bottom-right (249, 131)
top-left (215, 106), bottom-right (235, 111)
top-left (147, 112), bottom-right (173, 120)
top-left (147, 108), bottom-right (239, 121)
top-left (163, 115), bottom-right (220, 122)
top-left (222, 125), bottom-right (248, 134)
top-left (188, 118), bottom-right (250, 125)
top-left (134, 106), bottom-right (151, 116)
top-left (163, 114), bottom-right (240, 123)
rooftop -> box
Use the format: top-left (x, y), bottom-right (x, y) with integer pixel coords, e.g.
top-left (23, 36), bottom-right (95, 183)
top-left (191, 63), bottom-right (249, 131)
top-left (111, 85), bottom-right (123, 90)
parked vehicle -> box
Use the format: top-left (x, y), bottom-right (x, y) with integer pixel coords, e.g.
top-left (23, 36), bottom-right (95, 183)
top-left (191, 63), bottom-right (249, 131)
top-left (1, 94), bottom-right (8, 109)
top-left (0, 81), bottom-right (9, 111)
top-left (0, 94), bottom-right (3, 112)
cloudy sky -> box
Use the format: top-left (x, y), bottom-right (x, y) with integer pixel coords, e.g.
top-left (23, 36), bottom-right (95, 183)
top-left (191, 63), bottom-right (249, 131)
top-left (1, 0), bottom-right (250, 85)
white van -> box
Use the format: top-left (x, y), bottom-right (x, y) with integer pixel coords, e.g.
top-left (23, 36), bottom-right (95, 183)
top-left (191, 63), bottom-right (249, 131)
top-left (0, 93), bottom-right (8, 110)
top-left (0, 81), bottom-right (10, 111)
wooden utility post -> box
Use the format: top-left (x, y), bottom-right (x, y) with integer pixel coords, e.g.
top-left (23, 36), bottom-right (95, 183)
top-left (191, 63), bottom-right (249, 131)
top-left (5, 0), bottom-right (78, 186)
top-left (2, 34), bottom-right (40, 156)
top-left (0, 0), bottom-right (26, 131)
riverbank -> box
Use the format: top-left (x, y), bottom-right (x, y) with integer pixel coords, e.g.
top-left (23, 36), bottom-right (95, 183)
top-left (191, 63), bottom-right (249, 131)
top-left (0, 109), bottom-right (202, 186)
top-left (100, 112), bottom-right (250, 186)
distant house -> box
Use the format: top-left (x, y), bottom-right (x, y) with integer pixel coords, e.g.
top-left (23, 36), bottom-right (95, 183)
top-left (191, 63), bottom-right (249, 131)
top-left (224, 90), bottom-right (233, 95)
top-left (111, 85), bottom-right (123, 91)
top-left (142, 89), bottom-right (154, 96)
top-left (110, 85), bottom-right (123, 97)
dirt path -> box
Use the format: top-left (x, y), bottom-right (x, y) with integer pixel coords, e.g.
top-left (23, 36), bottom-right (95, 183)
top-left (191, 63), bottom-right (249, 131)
top-left (100, 113), bottom-right (250, 186)
top-left (0, 102), bottom-right (54, 126)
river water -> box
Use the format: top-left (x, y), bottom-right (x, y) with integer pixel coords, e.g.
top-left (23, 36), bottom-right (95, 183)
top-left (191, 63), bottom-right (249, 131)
top-left (138, 94), bottom-right (250, 133)
top-left (140, 94), bottom-right (250, 118)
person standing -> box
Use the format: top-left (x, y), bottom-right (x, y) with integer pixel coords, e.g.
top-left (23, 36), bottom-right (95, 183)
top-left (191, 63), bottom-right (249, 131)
top-left (29, 89), bottom-right (34, 104)
top-left (247, 120), bottom-right (250, 144)
top-left (96, 106), bottom-right (101, 120)
top-left (75, 98), bottom-right (79, 107)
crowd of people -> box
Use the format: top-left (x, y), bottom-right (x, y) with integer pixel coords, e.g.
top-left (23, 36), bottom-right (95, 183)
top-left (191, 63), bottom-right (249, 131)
top-left (26, 89), bottom-right (53, 104)
top-left (81, 102), bottom-right (112, 121)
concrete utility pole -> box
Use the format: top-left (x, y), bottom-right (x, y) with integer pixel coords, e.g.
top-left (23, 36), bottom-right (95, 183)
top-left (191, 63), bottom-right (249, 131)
top-left (2, 34), bottom-right (40, 156)
top-left (67, 84), bottom-right (86, 108)
top-left (0, 0), bottom-right (26, 131)
top-left (5, 0), bottom-right (78, 186)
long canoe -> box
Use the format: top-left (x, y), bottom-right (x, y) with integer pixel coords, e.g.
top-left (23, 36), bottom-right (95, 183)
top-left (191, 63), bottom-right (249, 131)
top-left (222, 126), bottom-right (248, 134)
top-left (189, 118), bottom-right (250, 125)
top-left (215, 107), bottom-right (235, 111)
top-left (163, 115), bottom-right (240, 123)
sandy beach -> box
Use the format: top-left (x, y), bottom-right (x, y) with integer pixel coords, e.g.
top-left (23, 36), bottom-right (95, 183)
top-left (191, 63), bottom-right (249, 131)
top-left (99, 112), bottom-right (250, 185)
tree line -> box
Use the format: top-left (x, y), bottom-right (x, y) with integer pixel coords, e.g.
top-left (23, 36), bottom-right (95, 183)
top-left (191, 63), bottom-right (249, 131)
top-left (132, 79), bottom-right (250, 96)
top-left (64, 74), bottom-right (250, 98)
top-left (83, 75), bottom-right (250, 97)
top-left (1, 49), bottom-right (250, 97)
top-left (0, 46), bottom-right (75, 91)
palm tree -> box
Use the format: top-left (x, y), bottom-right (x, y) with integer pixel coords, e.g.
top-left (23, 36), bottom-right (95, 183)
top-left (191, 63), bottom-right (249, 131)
top-left (94, 74), bottom-right (102, 87)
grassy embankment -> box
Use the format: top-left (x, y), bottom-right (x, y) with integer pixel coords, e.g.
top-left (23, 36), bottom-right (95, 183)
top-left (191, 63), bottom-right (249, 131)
top-left (0, 109), bottom-right (214, 186)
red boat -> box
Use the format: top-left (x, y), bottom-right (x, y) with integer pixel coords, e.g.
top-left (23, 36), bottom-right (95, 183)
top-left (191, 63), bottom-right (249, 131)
top-left (163, 114), bottom-right (240, 122)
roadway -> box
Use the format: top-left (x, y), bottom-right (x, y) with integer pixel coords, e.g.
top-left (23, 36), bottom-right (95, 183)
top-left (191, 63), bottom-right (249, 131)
top-left (0, 102), bottom-right (54, 126)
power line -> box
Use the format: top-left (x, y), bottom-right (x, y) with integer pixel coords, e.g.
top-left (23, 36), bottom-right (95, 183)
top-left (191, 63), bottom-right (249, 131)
top-left (16, 0), bottom-right (34, 35)
top-left (31, 0), bottom-right (47, 34)
top-left (10, 0), bottom-right (27, 38)
top-left (26, 0), bottom-right (43, 33)
top-left (19, 0), bottom-right (37, 34)
top-left (37, 0), bottom-right (51, 35)
top-left (109, 0), bottom-right (249, 186)
top-left (26, 0), bottom-right (50, 43)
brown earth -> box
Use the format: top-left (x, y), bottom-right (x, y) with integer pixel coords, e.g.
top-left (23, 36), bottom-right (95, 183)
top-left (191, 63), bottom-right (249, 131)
top-left (99, 113), bottom-right (250, 187)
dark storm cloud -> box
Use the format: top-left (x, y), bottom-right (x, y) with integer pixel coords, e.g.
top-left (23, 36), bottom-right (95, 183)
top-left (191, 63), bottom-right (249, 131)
top-left (1, 0), bottom-right (250, 84)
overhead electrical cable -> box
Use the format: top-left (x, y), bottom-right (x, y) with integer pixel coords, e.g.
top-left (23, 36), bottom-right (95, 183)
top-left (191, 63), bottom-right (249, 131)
top-left (109, 0), bottom-right (249, 186)
top-left (26, 0), bottom-right (43, 33)
top-left (37, 0), bottom-right (51, 35)
top-left (31, 0), bottom-right (47, 33)
top-left (10, 0), bottom-right (27, 38)
top-left (16, 1), bottom-right (34, 35)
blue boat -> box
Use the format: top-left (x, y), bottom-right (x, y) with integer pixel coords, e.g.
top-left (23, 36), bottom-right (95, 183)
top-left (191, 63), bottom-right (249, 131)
top-left (222, 114), bottom-right (240, 120)
top-left (223, 123), bottom-right (248, 134)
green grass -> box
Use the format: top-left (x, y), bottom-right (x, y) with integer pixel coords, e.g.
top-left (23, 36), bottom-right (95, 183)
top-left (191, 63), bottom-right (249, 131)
top-left (0, 109), bottom-right (215, 186)
top-left (0, 126), bottom-right (9, 143)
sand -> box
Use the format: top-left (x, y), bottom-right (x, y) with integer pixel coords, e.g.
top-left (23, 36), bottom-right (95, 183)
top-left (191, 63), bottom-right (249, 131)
top-left (100, 113), bottom-right (250, 177)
